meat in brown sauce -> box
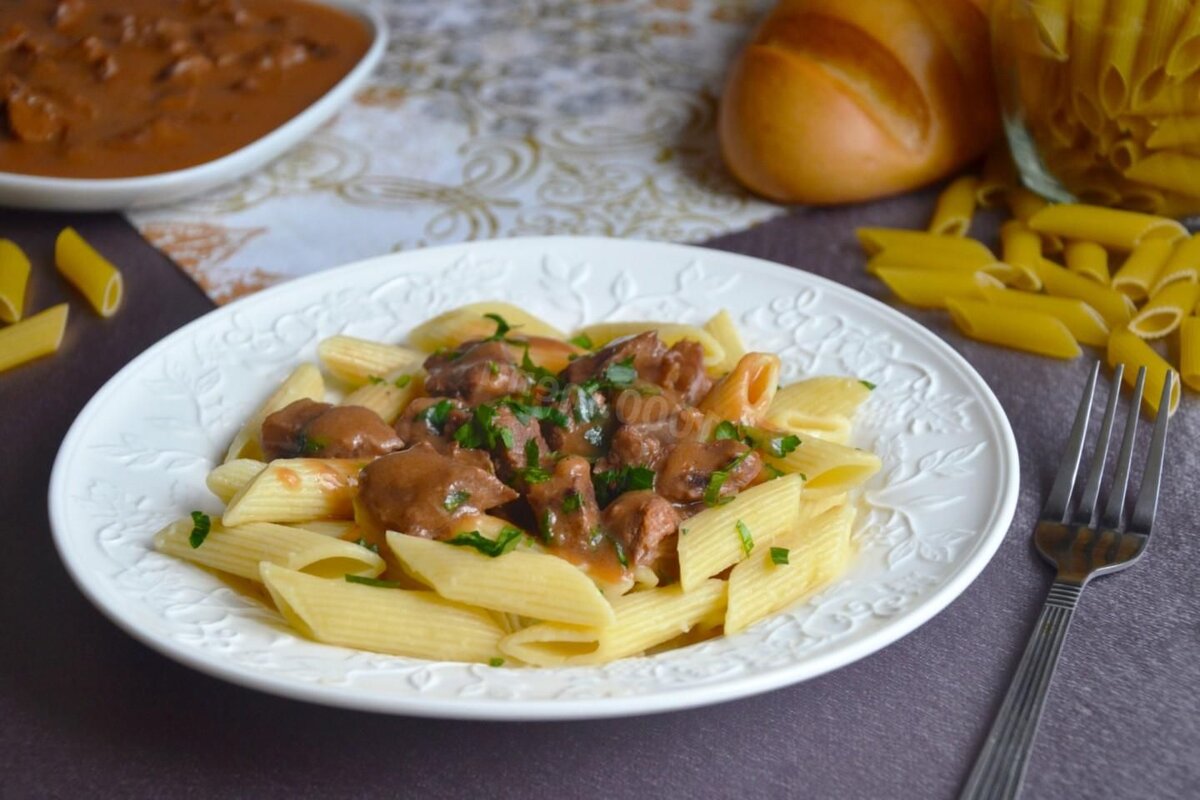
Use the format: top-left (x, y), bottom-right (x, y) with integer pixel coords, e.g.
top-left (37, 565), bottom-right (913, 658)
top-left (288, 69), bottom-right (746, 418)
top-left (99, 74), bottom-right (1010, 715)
top-left (561, 331), bottom-right (666, 387)
top-left (657, 340), bottom-right (712, 405)
top-left (525, 456), bottom-right (602, 550)
top-left (602, 490), bottom-right (679, 569)
top-left (260, 398), bottom-right (402, 460)
top-left (357, 442), bottom-right (518, 539)
top-left (393, 396), bottom-right (468, 451)
top-left (544, 385), bottom-right (612, 460)
top-left (423, 339), bottom-right (531, 405)
top-left (489, 404), bottom-right (547, 481)
top-left (656, 439), bottom-right (762, 504)
top-left (602, 407), bottom-right (708, 472)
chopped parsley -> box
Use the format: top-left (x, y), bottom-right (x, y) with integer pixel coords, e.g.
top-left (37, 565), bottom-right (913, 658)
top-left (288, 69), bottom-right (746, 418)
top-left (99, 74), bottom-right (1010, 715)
top-left (531, 404), bottom-right (570, 428)
top-left (188, 511), bottom-right (211, 549)
top-left (443, 489), bottom-right (471, 512)
top-left (524, 438), bottom-right (540, 466)
top-left (393, 374), bottom-right (413, 389)
top-left (346, 574), bottom-right (404, 589)
top-left (770, 546), bottom-right (790, 565)
top-left (488, 657), bottom-right (506, 667)
top-left (610, 534), bottom-right (629, 568)
top-left (592, 465), bottom-right (656, 506)
top-left (519, 347), bottom-right (559, 384)
top-left (518, 465), bottom-right (552, 484)
top-left (571, 385), bottom-right (603, 424)
top-left (353, 537), bottom-right (380, 554)
top-left (703, 450), bottom-right (753, 507)
top-left (763, 463), bottom-right (786, 480)
top-left (765, 434), bottom-right (801, 458)
top-left (483, 312), bottom-right (512, 341)
top-left (447, 527), bottom-right (525, 557)
top-left (602, 356), bottom-right (637, 387)
top-left (487, 360), bottom-right (501, 376)
top-left (299, 434), bottom-right (328, 455)
top-left (562, 491), bottom-right (583, 513)
top-left (453, 403), bottom-right (515, 450)
top-left (538, 509), bottom-right (557, 543)
top-left (569, 333), bottom-right (594, 350)
top-left (860, 379), bottom-right (877, 390)
top-left (419, 398), bottom-right (455, 432)
top-left (735, 520), bottom-right (754, 555)
top-left (713, 420), bottom-right (742, 441)
top-left (366, 374), bottom-right (386, 385)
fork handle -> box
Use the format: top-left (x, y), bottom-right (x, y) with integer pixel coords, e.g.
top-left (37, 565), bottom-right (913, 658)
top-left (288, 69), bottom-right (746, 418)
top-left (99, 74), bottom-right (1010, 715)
top-left (959, 580), bottom-right (1083, 800)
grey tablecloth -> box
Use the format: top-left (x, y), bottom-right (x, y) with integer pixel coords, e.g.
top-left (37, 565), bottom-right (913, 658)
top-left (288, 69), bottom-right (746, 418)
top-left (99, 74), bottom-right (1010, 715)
top-left (2, 192), bottom-right (1197, 799)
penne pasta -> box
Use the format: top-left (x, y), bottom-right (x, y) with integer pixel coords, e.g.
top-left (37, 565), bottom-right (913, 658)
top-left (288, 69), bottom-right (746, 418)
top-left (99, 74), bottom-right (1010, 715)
top-left (1026, 203), bottom-right (1186, 250)
top-left (874, 268), bottom-right (1004, 309)
top-left (340, 368), bottom-right (425, 424)
top-left (223, 458), bottom-right (361, 527)
top-left (1111, 238), bottom-right (1173, 302)
top-left (317, 336), bottom-right (425, 388)
top-left (865, 249), bottom-right (1006, 276)
top-left (797, 490), bottom-right (849, 525)
top-left (1150, 235), bottom-right (1200, 295)
top-left (764, 436), bottom-right (883, 492)
top-left (260, 563), bottom-right (505, 662)
top-left (764, 376), bottom-right (872, 444)
top-left (702, 309), bottom-right (748, 374)
top-left (1166, 2), bottom-right (1200, 77)
top-left (1032, 258), bottom-right (1136, 327)
top-left (1132, 0), bottom-right (1189, 106)
top-left (497, 579), bottom-right (727, 667)
top-left (1145, 114), bottom-right (1200, 149)
top-left (386, 532), bottom-right (616, 627)
top-left (1107, 327), bottom-right (1181, 416)
top-left (999, 220), bottom-right (1046, 291)
top-left (206, 459), bottom-right (267, 503)
top-left (855, 228), bottom-right (996, 261)
top-left (697, 352), bottom-right (780, 424)
top-left (155, 518), bottom-right (385, 581)
top-left (677, 474), bottom-right (803, 592)
top-left (224, 363), bottom-right (324, 462)
top-left (407, 301), bottom-right (565, 352)
top-left (55, 227), bottom-right (123, 318)
top-left (928, 175), bottom-right (980, 236)
top-left (947, 297), bottom-right (1081, 359)
top-left (977, 284), bottom-right (1110, 347)
top-left (1028, 0), bottom-right (1071, 60)
top-left (725, 505), bottom-right (855, 635)
top-left (1181, 316), bottom-right (1200, 391)
top-left (0, 239), bottom-right (30, 323)
top-left (1064, 241), bottom-right (1110, 284)
top-left (290, 520), bottom-right (360, 538)
top-left (1099, 0), bottom-right (1151, 115)
top-left (0, 303), bottom-right (69, 373)
top-left (572, 321), bottom-right (726, 371)
top-left (1123, 152), bottom-right (1200, 199)
top-left (1128, 281), bottom-right (1200, 338)
top-left (977, 144), bottom-right (1017, 207)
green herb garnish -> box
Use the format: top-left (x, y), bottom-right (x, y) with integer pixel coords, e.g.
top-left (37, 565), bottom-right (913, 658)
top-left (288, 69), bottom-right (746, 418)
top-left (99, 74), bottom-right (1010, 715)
top-left (188, 511), bottom-right (211, 549)
top-left (763, 463), bottom-right (786, 480)
top-left (393, 374), bottom-right (413, 389)
top-left (610, 534), bottom-right (629, 568)
top-left (488, 657), bottom-right (505, 667)
top-left (483, 312), bottom-right (512, 341)
top-left (453, 403), bottom-right (515, 450)
top-left (703, 450), bottom-right (753, 507)
top-left (770, 546), bottom-right (790, 565)
top-left (447, 527), bottom-right (525, 557)
top-left (346, 574), bottom-right (404, 588)
top-left (602, 356), bottom-right (637, 387)
top-left (766, 434), bottom-right (801, 458)
top-left (524, 438), bottom-right (540, 466)
top-left (562, 491), bottom-right (583, 513)
top-left (569, 333), bottom-right (594, 350)
top-left (419, 398), bottom-right (455, 432)
top-left (444, 489), bottom-right (471, 511)
top-left (299, 434), bottom-right (328, 455)
top-left (713, 420), bottom-right (741, 441)
top-left (860, 379), bottom-right (876, 390)
top-left (538, 509), bottom-right (557, 543)
top-left (572, 385), bottom-right (602, 424)
top-left (592, 464), bottom-right (656, 506)
top-left (353, 537), bottom-right (380, 554)
top-left (520, 347), bottom-right (558, 384)
top-left (366, 374), bottom-right (386, 385)
top-left (487, 360), bottom-right (501, 376)
top-left (735, 520), bottom-right (754, 555)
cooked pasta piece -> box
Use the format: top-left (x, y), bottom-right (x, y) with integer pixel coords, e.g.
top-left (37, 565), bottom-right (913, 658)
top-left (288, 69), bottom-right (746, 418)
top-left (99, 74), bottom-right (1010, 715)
top-left (1026, 203), bottom-right (1186, 250)
top-left (497, 579), bottom-right (727, 667)
top-left (1111, 238), bottom-right (1173, 302)
top-left (1032, 258), bottom-right (1137, 327)
top-left (999, 221), bottom-right (1045, 290)
top-left (947, 298), bottom-right (1082, 359)
top-left (1107, 328), bottom-right (1181, 416)
top-left (726, 505), bottom-right (855, 635)
top-left (977, 285), bottom-right (1110, 347)
top-left (1150, 235), bottom-right (1200, 295)
top-left (764, 376), bottom-right (872, 444)
top-left (0, 239), bottom-right (30, 323)
top-left (1129, 282), bottom-right (1200, 338)
top-left (223, 458), bottom-right (360, 526)
top-left (154, 518), bottom-right (385, 581)
top-left (697, 352), bottom-right (780, 424)
top-left (855, 228), bottom-right (996, 261)
top-left (976, 144), bottom-right (1017, 207)
top-left (1064, 241), bottom-right (1110, 285)
top-left (387, 532), bottom-right (616, 627)
top-left (206, 459), bottom-right (267, 503)
top-left (677, 474), bottom-right (803, 592)
top-left (874, 267), bottom-right (1003, 309)
top-left (702, 309), bottom-right (747, 373)
top-left (260, 563), bottom-right (505, 662)
top-left (289, 520), bottom-right (359, 538)
top-left (928, 175), bottom-right (979, 236)
top-left (340, 368), bottom-right (424, 424)
top-left (408, 301), bottom-right (565, 352)
top-left (763, 436), bottom-right (882, 492)
top-left (572, 322), bottom-right (726, 370)
top-left (224, 363), bottom-right (324, 462)
top-left (0, 303), bottom-right (69, 373)
top-left (797, 490), bottom-right (849, 525)
top-left (1181, 317), bottom-right (1200, 391)
top-left (54, 227), bottom-right (123, 318)
top-left (317, 336), bottom-right (425, 388)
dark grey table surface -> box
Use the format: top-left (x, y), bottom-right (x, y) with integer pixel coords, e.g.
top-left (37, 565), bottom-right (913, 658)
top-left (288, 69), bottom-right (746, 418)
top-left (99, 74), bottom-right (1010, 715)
top-left (2, 192), bottom-right (1197, 800)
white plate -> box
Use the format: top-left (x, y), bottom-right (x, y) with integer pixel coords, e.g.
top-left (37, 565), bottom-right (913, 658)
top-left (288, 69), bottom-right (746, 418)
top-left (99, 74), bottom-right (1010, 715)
top-left (49, 237), bottom-right (1019, 720)
top-left (0, 0), bottom-right (386, 211)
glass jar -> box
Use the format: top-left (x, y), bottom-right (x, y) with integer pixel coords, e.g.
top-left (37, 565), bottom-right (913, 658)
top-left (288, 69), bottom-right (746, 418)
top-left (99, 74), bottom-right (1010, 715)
top-left (991, 0), bottom-right (1200, 218)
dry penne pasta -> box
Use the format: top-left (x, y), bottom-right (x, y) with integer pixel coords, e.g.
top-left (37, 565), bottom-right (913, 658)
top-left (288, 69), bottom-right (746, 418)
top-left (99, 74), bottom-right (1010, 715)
top-left (855, 228), bottom-right (996, 261)
top-left (977, 144), bottom-right (1017, 207)
top-left (1028, 0), bottom-right (1070, 60)
top-left (978, 285), bottom-right (1110, 347)
top-left (928, 175), bottom-right (979, 236)
top-left (317, 336), bottom-right (425, 387)
top-left (1151, 235), bottom-right (1200, 295)
top-left (1064, 241), bottom-right (1110, 285)
top-left (1181, 317), bottom-right (1200, 390)
top-left (1107, 327), bottom-right (1181, 416)
top-left (1112, 238), bottom-right (1173, 302)
top-left (873, 268), bottom-right (1003, 309)
top-left (224, 363), bottom-right (324, 462)
top-left (1129, 282), bottom-right (1200, 338)
top-left (999, 221), bottom-right (1045, 291)
top-left (55, 227), bottom-right (123, 318)
top-left (1026, 203), bottom-right (1186, 250)
top-left (865, 249), bottom-right (1006, 276)
top-left (0, 239), bottom-right (30, 323)
top-left (408, 301), bottom-right (565, 351)
top-left (1123, 152), bottom-right (1200, 199)
top-left (223, 458), bottom-right (360, 526)
top-left (1032, 258), bottom-right (1137, 328)
top-left (0, 303), bottom-right (69, 373)
top-left (947, 297), bottom-right (1082, 359)
top-left (697, 352), bottom-right (780, 424)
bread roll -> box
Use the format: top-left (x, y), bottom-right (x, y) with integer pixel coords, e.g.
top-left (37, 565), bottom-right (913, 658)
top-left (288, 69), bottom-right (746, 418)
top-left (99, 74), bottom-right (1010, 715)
top-left (718, 0), bottom-right (999, 204)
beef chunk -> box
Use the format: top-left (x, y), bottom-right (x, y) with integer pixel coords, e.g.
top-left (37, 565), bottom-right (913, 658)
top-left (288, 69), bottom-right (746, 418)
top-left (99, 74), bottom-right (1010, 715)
top-left (658, 340), bottom-right (712, 405)
top-left (525, 456), bottom-right (602, 549)
top-left (393, 397), bottom-right (470, 451)
top-left (423, 339), bottom-right (531, 404)
top-left (561, 331), bottom-right (666, 386)
top-left (656, 439), bottom-right (762, 504)
top-left (488, 404), bottom-right (547, 481)
top-left (545, 385), bottom-right (612, 459)
top-left (260, 398), bottom-right (403, 460)
top-left (602, 490), bottom-right (679, 568)
top-left (357, 442), bottom-right (518, 539)
top-left (602, 408), bottom-right (708, 472)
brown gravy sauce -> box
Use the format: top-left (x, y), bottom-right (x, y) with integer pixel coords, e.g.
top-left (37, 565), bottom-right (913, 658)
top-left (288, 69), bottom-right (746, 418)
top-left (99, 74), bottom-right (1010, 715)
top-left (0, 0), bottom-right (370, 177)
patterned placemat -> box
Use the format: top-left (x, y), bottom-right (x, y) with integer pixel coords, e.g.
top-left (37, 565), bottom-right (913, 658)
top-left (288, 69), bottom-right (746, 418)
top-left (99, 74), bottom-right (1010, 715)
top-left (129, 0), bottom-right (782, 304)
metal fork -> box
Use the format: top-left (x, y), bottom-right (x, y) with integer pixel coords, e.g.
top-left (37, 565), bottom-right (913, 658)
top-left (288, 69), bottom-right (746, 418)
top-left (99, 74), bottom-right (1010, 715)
top-left (960, 362), bottom-right (1174, 800)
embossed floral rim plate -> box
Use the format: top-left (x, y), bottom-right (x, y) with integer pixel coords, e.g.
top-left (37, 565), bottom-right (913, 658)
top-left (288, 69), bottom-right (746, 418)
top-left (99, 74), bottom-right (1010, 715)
top-left (48, 237), bottom-right (1019, 720)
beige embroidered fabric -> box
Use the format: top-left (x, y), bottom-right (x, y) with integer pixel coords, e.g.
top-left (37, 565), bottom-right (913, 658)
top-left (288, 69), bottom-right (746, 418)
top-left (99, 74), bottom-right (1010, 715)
top-left (129, 0), bottom-right (782, 304)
